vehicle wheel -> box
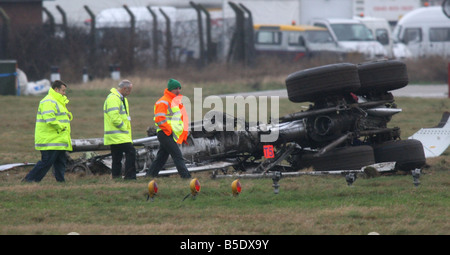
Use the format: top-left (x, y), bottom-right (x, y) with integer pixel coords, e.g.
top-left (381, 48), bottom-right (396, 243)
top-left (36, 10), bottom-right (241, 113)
top-left (296, 145), bottom-right (375, 171)
top-left (285, 63), bottom-right (361, 103)
top-left (372, 139), bottom-right (426, 171)
top-left (70, 164), bottom-right (89, 175)
top-left (356, 60), bottom-right (408, 94)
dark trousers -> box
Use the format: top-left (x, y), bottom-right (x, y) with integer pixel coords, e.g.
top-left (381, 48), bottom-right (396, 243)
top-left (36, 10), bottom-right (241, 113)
top-left (24, 150), bottom-right (67, 182)
top-left (147, 131), bottom-right (191, 178)
top-left (110, 143), bottom-right (136, 179)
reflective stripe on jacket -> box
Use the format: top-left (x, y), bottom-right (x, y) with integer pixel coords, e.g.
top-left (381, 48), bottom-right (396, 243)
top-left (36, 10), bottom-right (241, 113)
top-left (35, 88), bottom-right (73, 151)
top-left (103, 88), bottom-right (132, 145)
top-left (154, 88), bottom-right (188, 144)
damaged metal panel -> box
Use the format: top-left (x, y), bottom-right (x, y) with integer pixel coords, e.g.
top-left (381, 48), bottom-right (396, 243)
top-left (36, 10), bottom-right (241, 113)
top-left (67, 60), bottom-right (428, 178)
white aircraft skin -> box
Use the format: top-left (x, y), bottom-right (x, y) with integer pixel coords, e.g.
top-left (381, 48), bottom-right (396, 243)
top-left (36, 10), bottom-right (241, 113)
top-left (409, 112), bottom-right (450, 158)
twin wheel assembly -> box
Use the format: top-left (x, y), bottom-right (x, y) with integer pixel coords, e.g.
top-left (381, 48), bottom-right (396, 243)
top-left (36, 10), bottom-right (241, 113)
top-left (284, 60), bottom-right (426, 173)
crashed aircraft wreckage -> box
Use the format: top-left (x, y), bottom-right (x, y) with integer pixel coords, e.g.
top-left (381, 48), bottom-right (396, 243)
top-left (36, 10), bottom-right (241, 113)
top-left (3, 60), bottom-right (447, 186)
top-left (64, 60), bottom-right (445, 186)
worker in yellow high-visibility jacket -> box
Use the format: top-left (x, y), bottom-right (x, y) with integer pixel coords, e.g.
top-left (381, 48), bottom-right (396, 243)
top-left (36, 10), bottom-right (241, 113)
top-left (23, 80), bottom-right (72, 182)
top-left (103, 80), bottom-right (136, 180)
top-left (146, 79), bottom-right (191, 178)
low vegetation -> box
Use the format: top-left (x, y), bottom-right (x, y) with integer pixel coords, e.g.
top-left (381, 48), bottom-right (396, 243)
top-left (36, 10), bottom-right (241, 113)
top-left (0, 169), bottom-right (448, 235)
top-left (0, 74), bottom-right (449, 235)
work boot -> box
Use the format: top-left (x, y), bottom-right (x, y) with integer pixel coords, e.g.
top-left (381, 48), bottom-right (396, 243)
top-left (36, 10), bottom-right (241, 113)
top-left (180, 172), bottom-right (191, 179)
top-left (145, 170), bottom-right (156, 178)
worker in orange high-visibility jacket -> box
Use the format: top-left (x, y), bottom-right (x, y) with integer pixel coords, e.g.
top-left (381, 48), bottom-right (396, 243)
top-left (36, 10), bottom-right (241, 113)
top-left (146, 79), bottom-right (191, 179)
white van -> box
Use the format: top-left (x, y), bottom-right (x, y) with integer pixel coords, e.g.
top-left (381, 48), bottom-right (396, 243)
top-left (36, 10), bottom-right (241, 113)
top-left (354, 16), bottom-right (394, 58)
top-left (310, 18), bottom-right (388, 60)
top-left (393, 6), bottom-right (450, 58)
top-left (354, 16), bottom-right (412, 59)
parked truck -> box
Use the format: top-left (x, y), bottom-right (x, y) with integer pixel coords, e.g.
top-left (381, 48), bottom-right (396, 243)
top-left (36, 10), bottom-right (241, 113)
top-left (253, 24), bottom-right (345, 61)
top-left (237, 0), bottom-right (422, 26)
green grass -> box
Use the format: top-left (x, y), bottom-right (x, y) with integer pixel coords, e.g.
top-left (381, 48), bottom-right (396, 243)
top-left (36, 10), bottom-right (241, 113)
top-left (0, 171), bottom-right (448, 235)
top-left (0, 77), bottom-right (449, 235)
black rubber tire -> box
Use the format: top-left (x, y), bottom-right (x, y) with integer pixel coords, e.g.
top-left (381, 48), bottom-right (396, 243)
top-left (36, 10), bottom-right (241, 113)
top-left (372, 139), bottom-right (426, 171)
top-left (298, 145), bottom-right (375, 171)
top-left (356, 60), bottom-right (408, 94)
top-left (285, 63), bottom-right (361, 103)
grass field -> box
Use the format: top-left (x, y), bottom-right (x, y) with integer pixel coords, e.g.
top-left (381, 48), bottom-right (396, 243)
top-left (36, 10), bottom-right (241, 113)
top-left (0, 76), bottom-right (449, 235)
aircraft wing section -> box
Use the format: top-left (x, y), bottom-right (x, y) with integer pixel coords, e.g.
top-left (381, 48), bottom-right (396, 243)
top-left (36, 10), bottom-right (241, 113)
top-left (0, 163), bottom-right (35, 172)
top-left (409, 112), bottom-right (450, 158)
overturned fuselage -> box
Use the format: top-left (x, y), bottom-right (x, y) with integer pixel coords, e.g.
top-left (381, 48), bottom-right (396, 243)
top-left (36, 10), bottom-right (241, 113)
top-left (69, 60), bottom-right (427, 177)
